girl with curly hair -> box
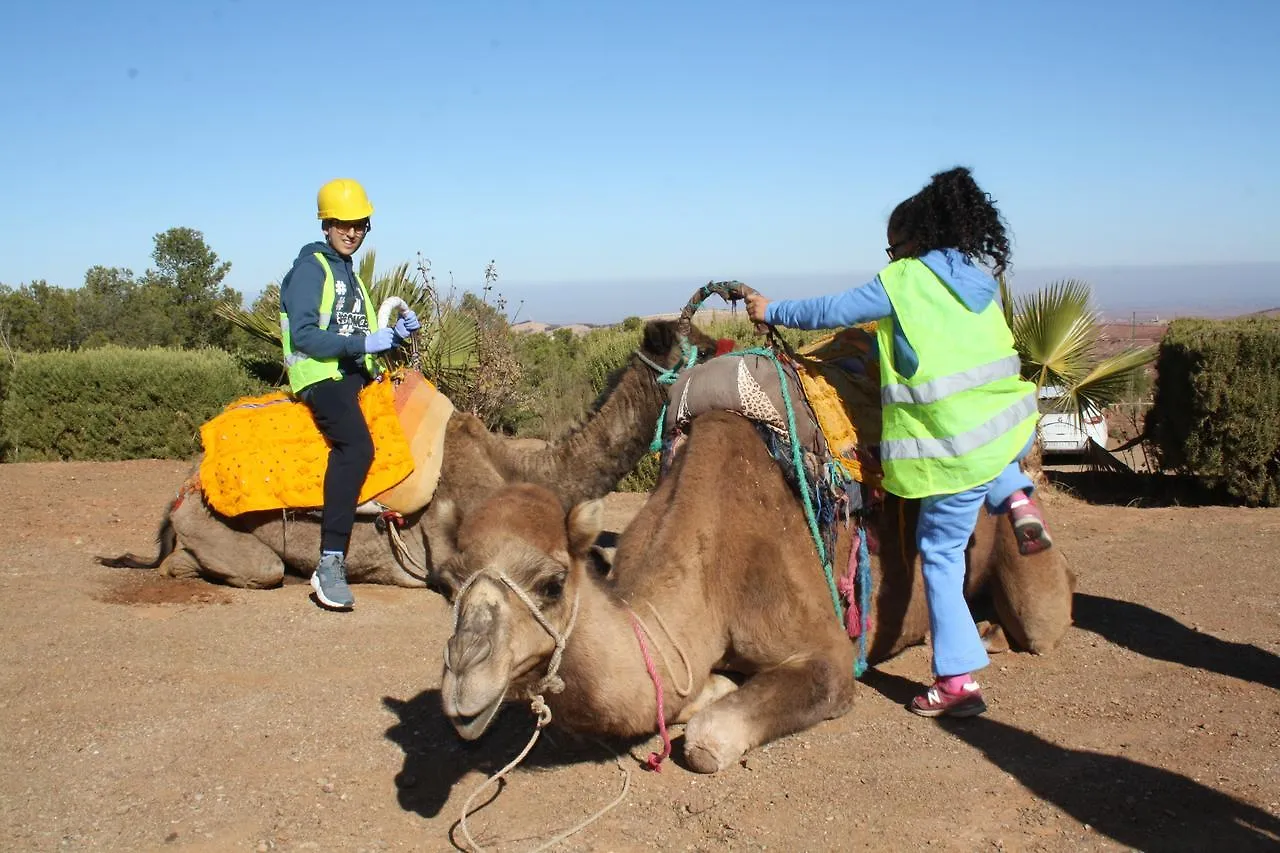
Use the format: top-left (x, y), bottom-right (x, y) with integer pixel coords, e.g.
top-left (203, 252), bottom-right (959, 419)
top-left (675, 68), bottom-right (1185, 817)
top-left (746, 167), bottom-right (1052, 717)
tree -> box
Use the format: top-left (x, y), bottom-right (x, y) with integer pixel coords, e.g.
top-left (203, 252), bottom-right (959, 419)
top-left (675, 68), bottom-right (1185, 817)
top-left (1000, 277), bottom-right (1156, 418)
top-left (78, 266), bottom-right (170, 349)
top-left (0, 280), bottom-right (82, 352)
top-left (141, 228), bottom-right (240, 349)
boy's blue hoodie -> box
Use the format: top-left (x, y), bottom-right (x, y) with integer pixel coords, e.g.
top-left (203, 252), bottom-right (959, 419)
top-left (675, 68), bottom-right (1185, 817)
top-left (279, 241), bottom-right (371, 371)
top-left (764, 249), bottom-right (999, 379)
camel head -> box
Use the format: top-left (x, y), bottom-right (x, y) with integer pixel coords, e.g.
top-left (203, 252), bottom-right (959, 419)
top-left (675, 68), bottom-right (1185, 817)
top-left (640, 318), bottom-right (721, 373)
top-left (438, 484), bottom-right (604, 740)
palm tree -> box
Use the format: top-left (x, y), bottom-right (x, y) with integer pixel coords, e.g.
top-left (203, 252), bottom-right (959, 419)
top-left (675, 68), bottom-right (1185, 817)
top-left (1000, 277), bottom-right (1156, 421)
top-left (216, 249), bottom-right (480, 395)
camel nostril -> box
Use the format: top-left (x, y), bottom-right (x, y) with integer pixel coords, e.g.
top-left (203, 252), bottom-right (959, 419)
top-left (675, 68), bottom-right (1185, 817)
top-left (447, 634), bottom-right (493, 673)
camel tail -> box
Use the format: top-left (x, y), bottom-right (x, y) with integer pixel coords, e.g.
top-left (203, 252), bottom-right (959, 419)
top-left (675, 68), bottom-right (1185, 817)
top-left (96, 513), bottom-right (177, 570)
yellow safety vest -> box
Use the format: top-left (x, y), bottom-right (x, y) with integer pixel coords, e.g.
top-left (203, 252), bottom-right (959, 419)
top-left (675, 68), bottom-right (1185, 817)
top-left (876, 258), bottom-right (1037, 498)
top-left (280, 253), bottom-right (379, 393)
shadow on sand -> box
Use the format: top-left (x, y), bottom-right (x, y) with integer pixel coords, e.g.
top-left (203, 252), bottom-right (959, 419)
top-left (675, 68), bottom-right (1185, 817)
top-left (1073, 592), bottom-right (1280, 691)
top-left (382, 689), bottom-right (647, 849)
top-left (1044, 468), bottom-right (1238, 508)
top-left (861, 669), bottom-right (1280, 852)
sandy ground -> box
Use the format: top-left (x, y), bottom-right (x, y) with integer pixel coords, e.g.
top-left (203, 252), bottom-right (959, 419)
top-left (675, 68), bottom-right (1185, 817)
top-left (1, 459), bottom-right (1277, 852)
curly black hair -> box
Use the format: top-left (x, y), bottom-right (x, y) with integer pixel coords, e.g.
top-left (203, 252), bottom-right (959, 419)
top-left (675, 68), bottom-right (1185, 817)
top-left (887, 167), bottom-right (1011, 276)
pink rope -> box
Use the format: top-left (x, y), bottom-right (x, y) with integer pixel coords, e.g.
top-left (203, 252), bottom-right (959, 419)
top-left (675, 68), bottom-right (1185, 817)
top-left (628, 611), bottom-right (671, 771)
top-left (837, 531), bottom-right (863, 639)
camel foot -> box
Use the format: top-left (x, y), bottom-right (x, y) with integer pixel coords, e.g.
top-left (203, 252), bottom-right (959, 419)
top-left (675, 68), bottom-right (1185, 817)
top-left (977, 621), bottom-right (1010, 654)
top-left (682, 714), bottom-right (749, 774)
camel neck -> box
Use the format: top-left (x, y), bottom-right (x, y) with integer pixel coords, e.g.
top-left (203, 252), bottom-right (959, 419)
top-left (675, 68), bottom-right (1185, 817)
top-left (511, 356), bottom-right (666, 507)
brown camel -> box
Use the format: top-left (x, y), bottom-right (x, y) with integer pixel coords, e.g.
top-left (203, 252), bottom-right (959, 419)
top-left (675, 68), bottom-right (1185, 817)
top-left (436, 410), bottom-right (1075, 773)
top-left (100, 321), bottom-right (716, 589)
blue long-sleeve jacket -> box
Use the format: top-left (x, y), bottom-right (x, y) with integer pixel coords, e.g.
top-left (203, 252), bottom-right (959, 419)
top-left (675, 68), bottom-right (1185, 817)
top-left (764, 249), bottom-right (1000, 379)
top-left (279, 241), bottom-right (370, 370)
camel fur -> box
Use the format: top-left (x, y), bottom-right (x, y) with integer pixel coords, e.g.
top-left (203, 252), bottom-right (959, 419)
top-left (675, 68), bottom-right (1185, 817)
top-left (99, 320), bottom-right (716, 589)
top-left (437, 410), bottom-right (1075, 773)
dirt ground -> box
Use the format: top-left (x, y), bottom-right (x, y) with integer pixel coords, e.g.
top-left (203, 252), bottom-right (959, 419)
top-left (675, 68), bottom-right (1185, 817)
top-left (1, 460), bottom-right (1277, 853)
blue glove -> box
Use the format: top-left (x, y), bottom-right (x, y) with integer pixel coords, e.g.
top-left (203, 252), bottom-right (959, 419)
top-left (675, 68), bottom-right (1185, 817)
top-left (363, 327), bottom-right (397, 354)
top-left (393, 309), bottom-right (420, 340)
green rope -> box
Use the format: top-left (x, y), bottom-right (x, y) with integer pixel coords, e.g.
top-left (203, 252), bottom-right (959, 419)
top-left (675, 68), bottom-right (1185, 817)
top-left (648, 341), bottom-right (698, 453)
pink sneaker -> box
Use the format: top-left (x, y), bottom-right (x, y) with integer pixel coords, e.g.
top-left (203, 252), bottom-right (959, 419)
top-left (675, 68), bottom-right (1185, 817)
top-left (909, 678), bottom-right (988, 718)
top-left (1008, 491), bottom-right (1054, 555)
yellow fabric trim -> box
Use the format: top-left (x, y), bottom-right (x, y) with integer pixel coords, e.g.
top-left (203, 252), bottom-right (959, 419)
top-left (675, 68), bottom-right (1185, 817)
top-left (793, 325), bottom-right (883, 487)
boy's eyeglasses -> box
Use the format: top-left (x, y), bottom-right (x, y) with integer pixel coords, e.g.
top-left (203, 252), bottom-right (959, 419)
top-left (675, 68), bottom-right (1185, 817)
top-left (328, 219), bottom-right (371, 235)
top-left (885, 241), bottom-right (907, 260)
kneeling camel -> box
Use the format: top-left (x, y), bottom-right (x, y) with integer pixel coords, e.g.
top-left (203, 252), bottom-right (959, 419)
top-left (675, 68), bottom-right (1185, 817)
top-left (436, 410), bottom-right (1075, 773)
top-left (100, 320), bottom-right (716, 589)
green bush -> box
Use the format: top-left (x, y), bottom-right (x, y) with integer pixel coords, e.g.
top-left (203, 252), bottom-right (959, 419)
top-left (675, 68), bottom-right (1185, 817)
top-left (1146, 317), bottom-right (1280, 506)
top-left (0, 357), bottom-right (13, 460)
top-left (2, 346), bottom-right (263, 462)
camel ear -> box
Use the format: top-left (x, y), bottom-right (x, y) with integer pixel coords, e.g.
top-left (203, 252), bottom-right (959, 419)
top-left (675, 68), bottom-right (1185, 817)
top-left (566, 499), bottom-right (606, 559)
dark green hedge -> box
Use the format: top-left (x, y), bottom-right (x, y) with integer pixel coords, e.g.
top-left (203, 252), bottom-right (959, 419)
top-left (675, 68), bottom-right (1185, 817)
top-left (1146, 317), bottom-right (1280, 506)
top-left (0, 357), bottom-right (12, 459)
top-left (1, 346), bottom-right (262, 462)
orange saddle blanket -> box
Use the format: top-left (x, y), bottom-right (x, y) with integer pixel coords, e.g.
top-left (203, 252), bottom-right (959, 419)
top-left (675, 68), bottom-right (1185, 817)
top-left (198, 371), bottom-right (453, 517)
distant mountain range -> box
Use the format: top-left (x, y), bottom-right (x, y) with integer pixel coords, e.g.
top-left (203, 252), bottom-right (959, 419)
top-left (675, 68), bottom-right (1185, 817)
top-left (502, 262), bottom-right (1279, 327)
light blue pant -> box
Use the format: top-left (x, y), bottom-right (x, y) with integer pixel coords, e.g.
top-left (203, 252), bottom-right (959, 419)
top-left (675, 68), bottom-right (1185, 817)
top-left (918, 436), bottom-right (1034, 677)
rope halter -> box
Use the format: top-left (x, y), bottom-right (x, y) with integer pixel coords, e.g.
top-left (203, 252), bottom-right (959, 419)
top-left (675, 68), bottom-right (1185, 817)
top-left (447, 568), bottom-right (581, 706)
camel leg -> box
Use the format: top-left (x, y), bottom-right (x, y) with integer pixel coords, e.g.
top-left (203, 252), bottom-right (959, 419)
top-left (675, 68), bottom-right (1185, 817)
top-left (682, 649), bottom-right (854, 774)
top-left (989, 517), bottom-right (1075, 653)
top-left (157, 548), bottom-right (201, 580)
top-left (170, 495), bottom-right (286, 589)
top-left (673, 674), bottom-right (738, 725)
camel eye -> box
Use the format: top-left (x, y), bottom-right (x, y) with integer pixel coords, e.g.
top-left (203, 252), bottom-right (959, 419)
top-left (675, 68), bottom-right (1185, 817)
top-left (539, 576), bottom-right (565, 601)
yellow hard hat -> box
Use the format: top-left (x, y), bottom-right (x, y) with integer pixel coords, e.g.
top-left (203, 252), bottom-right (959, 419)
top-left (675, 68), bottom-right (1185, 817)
top-left (316, 178), bottom-right (374, 221)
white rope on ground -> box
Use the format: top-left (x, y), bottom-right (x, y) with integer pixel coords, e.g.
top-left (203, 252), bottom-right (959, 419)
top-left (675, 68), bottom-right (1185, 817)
top-left (456, 700), bottom-right (632, 853)
top-left (450, 574), bottom-right (631, 852)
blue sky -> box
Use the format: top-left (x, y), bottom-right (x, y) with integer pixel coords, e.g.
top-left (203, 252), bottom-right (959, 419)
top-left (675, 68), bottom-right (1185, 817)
top-left (3, 0), bottom-right (1277, 323)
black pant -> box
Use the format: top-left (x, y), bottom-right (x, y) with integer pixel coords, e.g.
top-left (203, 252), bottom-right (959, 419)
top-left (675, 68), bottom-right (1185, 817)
top-left (301, 373), bottom-right (375, 555)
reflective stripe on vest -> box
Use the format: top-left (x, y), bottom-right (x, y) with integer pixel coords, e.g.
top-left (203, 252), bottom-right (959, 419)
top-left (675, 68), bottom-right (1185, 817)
top-left (880, 392), bottom-right (1036, 461)
top-left (880, 353), bottom-right (1022, 406)
top-left (875, 258), bottom-right (1037, 498)
top-left (280, 252), bottom-right (378, 393)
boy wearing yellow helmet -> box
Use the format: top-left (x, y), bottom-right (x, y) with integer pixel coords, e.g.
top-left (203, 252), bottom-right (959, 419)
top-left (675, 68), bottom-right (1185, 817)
top-left (278, 178), bottom-right (421, 610)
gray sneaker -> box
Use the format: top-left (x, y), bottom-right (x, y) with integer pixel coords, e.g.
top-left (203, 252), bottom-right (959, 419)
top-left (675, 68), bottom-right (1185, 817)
top-left (311, 553), bottom-right (355, 610)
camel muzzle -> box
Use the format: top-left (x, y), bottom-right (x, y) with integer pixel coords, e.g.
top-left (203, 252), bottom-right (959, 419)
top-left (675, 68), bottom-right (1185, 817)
top-left (446, 631), bottom-right (493, 674)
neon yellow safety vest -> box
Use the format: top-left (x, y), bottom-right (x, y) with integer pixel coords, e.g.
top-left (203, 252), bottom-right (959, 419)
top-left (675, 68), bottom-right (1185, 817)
top-left (280, 253), bottom-right (380, 394)
top-left (875, 258), bottom-right (1037, 499)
